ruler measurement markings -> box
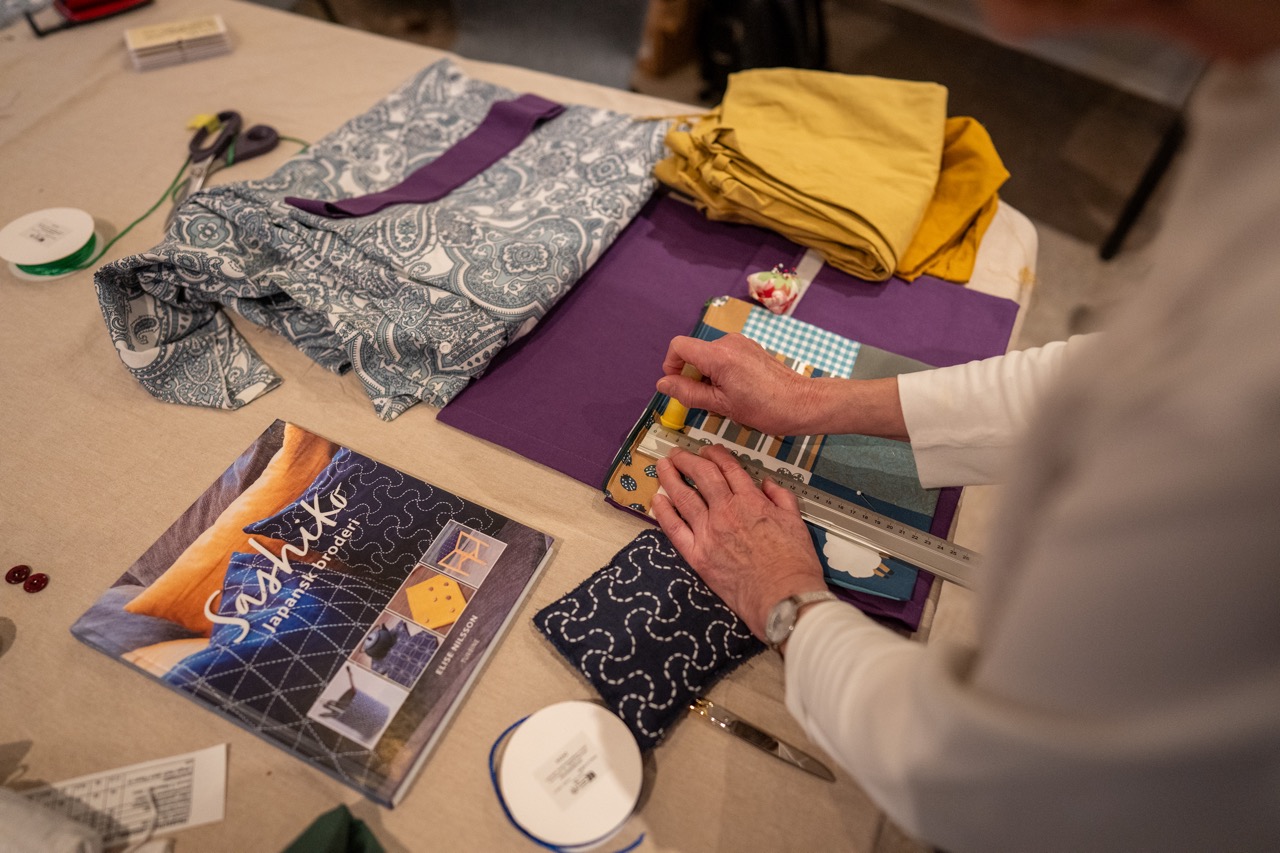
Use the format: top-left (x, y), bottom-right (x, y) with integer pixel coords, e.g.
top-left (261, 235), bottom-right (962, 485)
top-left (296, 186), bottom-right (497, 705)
top-left (638, 425), bottom-right (980, 588)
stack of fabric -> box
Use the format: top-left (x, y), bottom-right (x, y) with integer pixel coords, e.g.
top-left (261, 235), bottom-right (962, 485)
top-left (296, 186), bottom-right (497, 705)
top-left (655, 67), bottom-right (1008, 283)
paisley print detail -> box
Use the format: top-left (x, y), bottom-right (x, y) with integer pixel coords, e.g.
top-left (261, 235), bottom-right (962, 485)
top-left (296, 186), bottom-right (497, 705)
top-left (93, 59), bottom-right (669, 419)
top-left (501, 242), bottom-right (550, 275)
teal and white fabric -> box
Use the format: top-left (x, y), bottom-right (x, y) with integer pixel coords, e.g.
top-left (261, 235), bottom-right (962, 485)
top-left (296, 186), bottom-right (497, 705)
top-left (95, 59), bottom-right (668, 419)
top-left (741, 305), bottom-right (861, 378)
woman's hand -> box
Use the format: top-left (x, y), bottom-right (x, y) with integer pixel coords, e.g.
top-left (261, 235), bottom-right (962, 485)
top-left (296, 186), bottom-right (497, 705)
top-left (651, 444), bottom-right (828, 640)
top-left (658, 334), bottom-right (910, 441)
top-left (657, 334), bottom-right (823, 436)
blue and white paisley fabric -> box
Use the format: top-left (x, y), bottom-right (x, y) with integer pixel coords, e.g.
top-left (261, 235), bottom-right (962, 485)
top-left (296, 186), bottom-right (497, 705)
top-left (94, 59), bottom-right (669, 419)
top-left (533, 529), bottom-right (764, 750)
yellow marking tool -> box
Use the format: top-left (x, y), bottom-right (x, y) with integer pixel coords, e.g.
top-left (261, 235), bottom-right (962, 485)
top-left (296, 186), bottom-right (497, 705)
top-left (658, 363), bottom-right (702, 430)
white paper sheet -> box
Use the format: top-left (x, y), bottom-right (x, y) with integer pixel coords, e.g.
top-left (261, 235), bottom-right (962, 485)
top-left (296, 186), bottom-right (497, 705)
top-left (23, 744), bottom-right (227, 847)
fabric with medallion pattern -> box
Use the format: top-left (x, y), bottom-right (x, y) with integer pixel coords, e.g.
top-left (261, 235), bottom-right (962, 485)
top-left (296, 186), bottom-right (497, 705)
top-left (94, 59), bottom-right (669, 419)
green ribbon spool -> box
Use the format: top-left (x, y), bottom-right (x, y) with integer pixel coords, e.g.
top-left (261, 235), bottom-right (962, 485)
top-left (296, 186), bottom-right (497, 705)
top-left (14, 233), bottom-right (98, 277)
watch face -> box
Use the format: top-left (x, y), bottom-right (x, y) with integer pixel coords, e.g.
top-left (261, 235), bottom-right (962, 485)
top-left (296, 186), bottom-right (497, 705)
top-left (765, 597), bottom-right (799, 646)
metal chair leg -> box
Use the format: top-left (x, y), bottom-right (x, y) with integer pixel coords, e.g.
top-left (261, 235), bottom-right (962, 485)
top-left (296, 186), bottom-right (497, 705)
top-left (1099, 115), bottom-right (1185, 260)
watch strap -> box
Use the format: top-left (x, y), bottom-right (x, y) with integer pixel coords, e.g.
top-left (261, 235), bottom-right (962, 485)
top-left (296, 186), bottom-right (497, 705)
top-left (792, 591), bottom-right (840, 609)
top-left (767, 590), bottom-right (839, 651)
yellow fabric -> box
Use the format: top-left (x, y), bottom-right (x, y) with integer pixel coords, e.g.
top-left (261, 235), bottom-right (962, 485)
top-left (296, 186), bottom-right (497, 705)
top-left (125, 424), bottom-right (338, 635)
top-left (123, 637), bottom-right (211, 677)
top-left (655, 67), bottom-right (948, 281)
top-left (406, 575), bottom-right (466, 630)
top-left (896, 116), bottom-right (1009, 282)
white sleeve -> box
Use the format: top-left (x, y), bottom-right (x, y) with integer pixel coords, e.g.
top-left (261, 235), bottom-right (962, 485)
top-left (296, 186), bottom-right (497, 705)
top-left (784, 603), bottom-right (973, 837)
top-left (784, 326), bottom-right (1280, 851)
top-left (897, 336), bottom-right (1094, 487)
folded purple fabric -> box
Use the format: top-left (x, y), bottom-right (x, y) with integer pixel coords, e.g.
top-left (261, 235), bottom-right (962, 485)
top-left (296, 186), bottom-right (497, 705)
top-left (285, 94), bottom-right (565, 218)
top-left (438, 192), bottom-right (1019, 630)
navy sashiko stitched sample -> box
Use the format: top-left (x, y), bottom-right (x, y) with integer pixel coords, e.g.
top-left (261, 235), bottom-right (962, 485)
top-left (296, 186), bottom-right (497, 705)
top-left (367, 622), bottom-right (440, 688)
top-left (94, 59), bottom-right (668, 420)
top-left (243, 446), bottom-right (510, 587)
top-left (164, 551), bottom-right (394, 740)
top-left (534, 529), bottom-right (765, 750)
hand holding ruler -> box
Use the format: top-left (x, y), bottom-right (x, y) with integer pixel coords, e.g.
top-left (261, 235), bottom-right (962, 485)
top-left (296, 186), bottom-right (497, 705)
top-left (638, 423), bottom-right (982, 589)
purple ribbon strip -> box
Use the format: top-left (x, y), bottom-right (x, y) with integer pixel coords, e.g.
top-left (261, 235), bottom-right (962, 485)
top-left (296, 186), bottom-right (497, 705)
top-left (285, 94), bottom-right (566, 218)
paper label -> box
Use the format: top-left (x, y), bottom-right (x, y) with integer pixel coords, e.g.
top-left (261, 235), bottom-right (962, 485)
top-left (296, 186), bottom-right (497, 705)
top-left (125, 15), bottom-right (227, 51)
top-left (536, 731), bottom-right (601, 810)
top-left (20, 218), bottom-right (72, 246)
top-left (23, 744), bottom-right (226, 846)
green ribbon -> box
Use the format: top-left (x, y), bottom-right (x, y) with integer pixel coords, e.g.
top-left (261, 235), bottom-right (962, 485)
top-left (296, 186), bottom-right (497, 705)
top-left (15, 233), bottom-right (98, 277)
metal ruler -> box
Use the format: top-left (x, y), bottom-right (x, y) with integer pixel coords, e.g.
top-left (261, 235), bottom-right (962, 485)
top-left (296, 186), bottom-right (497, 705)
top-left (638, 424), bottom-right (981, 589)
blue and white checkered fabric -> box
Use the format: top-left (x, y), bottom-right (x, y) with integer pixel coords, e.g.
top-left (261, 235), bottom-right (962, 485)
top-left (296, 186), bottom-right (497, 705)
top-left (741, 306), bottom-right (860, 378)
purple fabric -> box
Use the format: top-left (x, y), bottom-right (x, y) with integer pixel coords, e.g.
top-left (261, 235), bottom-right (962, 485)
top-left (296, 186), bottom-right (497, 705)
top-left (285, 94), bottom-right (566, 218)
top-left (438, 194), bottom-right (800, 484)
top-left (438, 192), bottom-right (1020, 629)
top-left (440, 193), bottom-right (1017, 485)
top-left (794, 266), bottom-right (1022, 369)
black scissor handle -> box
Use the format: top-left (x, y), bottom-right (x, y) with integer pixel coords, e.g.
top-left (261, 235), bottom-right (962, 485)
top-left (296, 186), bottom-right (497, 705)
top-left (188, 110), bottom-right (243, 163)
top-left (231, 124), bottom-right (280, 164)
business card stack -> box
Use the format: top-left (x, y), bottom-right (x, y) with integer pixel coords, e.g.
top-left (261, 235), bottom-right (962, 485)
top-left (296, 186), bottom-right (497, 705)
top-left (125, 15), bottom-right (231, 71)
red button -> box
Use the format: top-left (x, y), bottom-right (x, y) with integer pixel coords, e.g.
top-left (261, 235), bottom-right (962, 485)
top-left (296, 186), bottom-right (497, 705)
top-left (23, 573), bottom-right (48, 593)
top-left (6, 565), bottom-right (30, 585)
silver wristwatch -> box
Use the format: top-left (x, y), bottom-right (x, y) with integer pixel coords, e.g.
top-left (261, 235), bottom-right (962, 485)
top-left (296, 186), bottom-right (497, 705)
top-left (765, 591), bottom-right (839, 651)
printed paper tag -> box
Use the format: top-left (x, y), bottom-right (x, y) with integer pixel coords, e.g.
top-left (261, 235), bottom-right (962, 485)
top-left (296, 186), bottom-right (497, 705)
top-left (535, 731), bottom-right (601, 810)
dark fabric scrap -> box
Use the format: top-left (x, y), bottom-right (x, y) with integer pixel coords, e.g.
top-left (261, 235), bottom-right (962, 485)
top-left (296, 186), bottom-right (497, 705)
top-left (534, 529), bottom-right (765, 750)
top-left (279, 804), bottom-right (384, 853)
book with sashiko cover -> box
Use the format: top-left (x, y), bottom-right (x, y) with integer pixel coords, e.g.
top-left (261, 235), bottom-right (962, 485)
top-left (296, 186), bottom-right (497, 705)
top-left (604, 296), bottom-right (942, 604)
top-left (70, 420), bottom-right (553, 807)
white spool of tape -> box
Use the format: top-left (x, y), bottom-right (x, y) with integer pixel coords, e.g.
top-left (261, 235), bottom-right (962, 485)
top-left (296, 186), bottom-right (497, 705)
top-left (0, 207), bottom-right (96, 280)
top-left (497, 700), bottom-right (643, 849)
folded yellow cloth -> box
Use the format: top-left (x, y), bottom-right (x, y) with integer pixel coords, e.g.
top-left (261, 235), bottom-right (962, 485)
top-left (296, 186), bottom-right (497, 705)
top-left (656, 67), bottom-right (948, 281)
top-left (897, 116), bottom-right (1009, 282)
top-left (656, 67), bottom-right (1008, 283)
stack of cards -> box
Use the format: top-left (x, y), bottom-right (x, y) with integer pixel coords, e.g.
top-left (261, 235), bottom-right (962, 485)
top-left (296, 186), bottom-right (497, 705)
top-left (125, 15), bottom-right (231, 71)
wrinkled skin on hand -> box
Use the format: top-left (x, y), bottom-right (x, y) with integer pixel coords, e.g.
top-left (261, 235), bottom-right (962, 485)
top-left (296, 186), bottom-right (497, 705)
top-left (657, 334), bottom-right (822, 437)
top-left (651, 444), bottom-right (827, 640)
top-left (656, 333), bottom-right (910, 442)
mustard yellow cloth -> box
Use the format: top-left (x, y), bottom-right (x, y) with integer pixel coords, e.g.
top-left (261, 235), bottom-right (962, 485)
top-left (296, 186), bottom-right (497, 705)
top-left (655, 68), bottom-right (1008, 283)
top-left (897, 116), bottom-right (1009, 282)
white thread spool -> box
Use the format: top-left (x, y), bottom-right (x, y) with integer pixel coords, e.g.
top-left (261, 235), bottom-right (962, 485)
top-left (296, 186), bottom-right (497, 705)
top-left (0, 207), bottom-right (97, 281)
top-left (497, 700), bottom-right (643, 849)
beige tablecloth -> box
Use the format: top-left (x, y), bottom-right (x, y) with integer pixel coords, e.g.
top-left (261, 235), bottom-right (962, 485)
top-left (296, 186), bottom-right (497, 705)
top-left (0, 3), bottom-right (1033, 849)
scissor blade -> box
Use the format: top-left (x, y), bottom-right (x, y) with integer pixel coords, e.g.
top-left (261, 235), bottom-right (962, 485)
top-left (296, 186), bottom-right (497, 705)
top-left (690, 698), bottom-right (836, 782)
top-left (726, 719), bottom-right (837, 781)
top-left (165, 178), bottom-right (191, 229)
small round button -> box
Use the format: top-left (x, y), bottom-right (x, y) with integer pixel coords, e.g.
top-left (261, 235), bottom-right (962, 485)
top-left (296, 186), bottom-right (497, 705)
top-left (23, 573), bottom-right (48, 593)
top-left (6, 565), bottom-right (30, 585)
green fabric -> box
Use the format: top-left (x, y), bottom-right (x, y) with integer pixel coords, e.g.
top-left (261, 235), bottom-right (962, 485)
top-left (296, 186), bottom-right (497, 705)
top-left (280, 805), bottom-right (385, 853)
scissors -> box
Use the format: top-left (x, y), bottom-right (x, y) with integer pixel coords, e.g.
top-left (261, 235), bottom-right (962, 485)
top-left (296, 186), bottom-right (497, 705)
top-left (166, 110), bottom-right (280, 227)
